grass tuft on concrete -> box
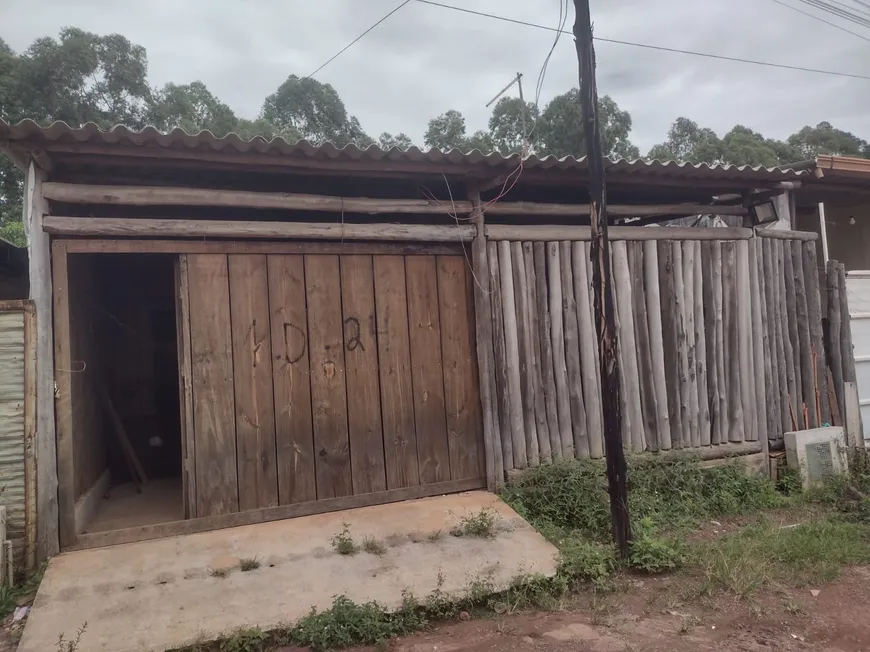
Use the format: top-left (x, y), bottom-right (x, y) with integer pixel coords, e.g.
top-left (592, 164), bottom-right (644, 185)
top-left (451, 508), bottom-right (498, 539)
top-left (331, 523), bottom-right (359, 556)
top-left (239, 557), bottom-right (260, 572)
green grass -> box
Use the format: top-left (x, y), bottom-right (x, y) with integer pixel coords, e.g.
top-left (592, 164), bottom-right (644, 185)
top-left (0, 562), bottom-right (47, 619)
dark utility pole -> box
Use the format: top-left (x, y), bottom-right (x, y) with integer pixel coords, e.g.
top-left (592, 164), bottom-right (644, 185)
top-left (572, 0), bottom-right (632, 558)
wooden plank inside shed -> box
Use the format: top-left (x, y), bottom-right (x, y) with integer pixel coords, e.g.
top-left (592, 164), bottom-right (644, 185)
top-left (340, 255), bottom-right (387, 495)
top-left (228, 255), bottom-right (279, 511)
top-left (406, 256), bottom-right (451, 484)
top-left (186, 254), bottom-right (239, 516)
top-left (437, 256), bottom-right (483, 481)
top-left (267, 255), bottom-right (317, 505)
top-left (373, 256), bottom-right (420, 489)
top-left (305, 255), bottom-right (352, 499)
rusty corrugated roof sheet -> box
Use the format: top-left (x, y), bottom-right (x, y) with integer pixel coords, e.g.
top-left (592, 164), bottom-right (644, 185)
top-left (0, 119), bottom-right (808, 182)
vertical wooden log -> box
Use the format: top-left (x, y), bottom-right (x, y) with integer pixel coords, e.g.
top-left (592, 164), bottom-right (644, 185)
top-left (535, 243), bottom-right (563, 459)
top-left (488, 242), bottom-right (513, 471)
top-left (701, 242), bottom-right (720, 445)
top-left (468, 188), bottom-right (500, 488)
top-left (584, 242), bottom-right (603, 408)
top-left (498, 240), bottom-right (527, 467)
top-left (737, 240), bottom-right (757, 442)
top-left (683, 241), bottom-right (701, 447)
top-left (511, 242), bottom-right (539, 467)
top-left (613, 241), bottom-right (645, 452)
top-left (771, 239), bottom-right (791, 435)
top-left (644, 241), bottom-right (671, 450)
top-left (560, 241), bottom-right (590, 458)
top-left (804, 241), bottom-right (830, 425)
top-left (791, 240), bottom-right (816, 428)
top-left (524, 242), bottom-right (552, 463)
top-left (548, 242), bottom-right (574, 457)
top-left (773, 240), bottom-right (798, 432)
top-left (573, 242), bottom-right (604, 458)
top-left (673, 242), bottom-right (691, 447)
top-left (630, 242), bottom-right (657, 451)
top-left (750, 238), bottom-right (768, 449)
top-left (712, 241), bottom-right (727, 445)
top-left (827, 260), bottom-right (846, 425)
top-left (722, 241), bottom-right (744, 442)
top-left (658, 241), bottom-right (682, 449)
top-left (759, 239), bottom-right (779, 444)
top-left (839, 263), bottom-right (857, 386)
top-left (783, 242), bottom-right (802, 423)
top-left (693, 242), bottom-right (711, 447)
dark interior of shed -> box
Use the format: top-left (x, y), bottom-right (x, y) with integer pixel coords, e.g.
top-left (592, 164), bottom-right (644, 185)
top-left (68, 253), bottom-right (184, 534)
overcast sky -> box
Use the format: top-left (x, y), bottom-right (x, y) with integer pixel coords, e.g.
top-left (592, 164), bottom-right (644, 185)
top-left (2, 0), bottom-right (870, 152)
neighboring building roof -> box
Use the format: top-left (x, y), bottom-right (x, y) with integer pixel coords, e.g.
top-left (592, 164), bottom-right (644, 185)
top-left (0, 119), bottom-right (808, 185)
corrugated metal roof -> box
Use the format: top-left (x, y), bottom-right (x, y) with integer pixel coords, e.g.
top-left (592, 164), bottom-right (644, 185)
top-left (0, 119), bottom-right (808, 182)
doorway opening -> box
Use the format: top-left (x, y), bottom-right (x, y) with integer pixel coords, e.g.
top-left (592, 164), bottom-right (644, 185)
top-left (66, 253), bottom-right (184, 534)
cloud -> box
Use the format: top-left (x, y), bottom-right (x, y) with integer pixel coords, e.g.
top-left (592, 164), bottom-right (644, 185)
top-left (3, 0), bottom-right (869, 152)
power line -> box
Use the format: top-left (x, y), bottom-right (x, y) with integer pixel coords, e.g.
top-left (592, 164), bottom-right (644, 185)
top-left (415, 0), bottom-right (870, 81)
top-left (795, 0), bottom-right (870, 26)
top-left (306, 0), bottom-right (411, 78)
top-left (771, 0), bottom-right (870, 41)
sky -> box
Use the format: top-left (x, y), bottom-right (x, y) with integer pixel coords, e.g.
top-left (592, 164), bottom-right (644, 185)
top-left (2, 0), bottom-right (870, 153)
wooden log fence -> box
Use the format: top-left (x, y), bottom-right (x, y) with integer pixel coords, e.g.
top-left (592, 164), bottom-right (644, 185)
top-left (481, 228), bottom-right (846, 473)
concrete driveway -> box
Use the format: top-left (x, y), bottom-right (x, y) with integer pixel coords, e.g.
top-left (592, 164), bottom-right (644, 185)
top-left (18, 491), bottom-right (558, 652)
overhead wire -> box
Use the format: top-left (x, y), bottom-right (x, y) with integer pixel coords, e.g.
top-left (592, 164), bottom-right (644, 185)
top-left (414, 0), bottom-right (870, 81)
top-left (306, 0), bottom-right (411, 78)
top-left (795, 0), bottom-right (870, 26)
top-left (770, 0), bottom-right (870, 40)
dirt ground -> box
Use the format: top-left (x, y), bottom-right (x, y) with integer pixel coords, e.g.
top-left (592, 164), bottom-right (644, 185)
top-left (353, 566), bottom-right (870, 652)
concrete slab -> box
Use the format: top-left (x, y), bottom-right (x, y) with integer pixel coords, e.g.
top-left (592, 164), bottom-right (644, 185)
top-left (19, 491), bottom-right (558, 652)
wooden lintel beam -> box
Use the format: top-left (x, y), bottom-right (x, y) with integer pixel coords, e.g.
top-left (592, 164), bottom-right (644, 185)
top-left (42, 216), bottom-right (476, 242)
top-left (41, 181), bottom-right (750, 219)
top-left (486, 225), bottom-right (753, 241)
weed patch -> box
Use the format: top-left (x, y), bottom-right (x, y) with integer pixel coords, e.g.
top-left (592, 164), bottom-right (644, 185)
top-left (451, 509), bottom-right (497, 539)
top-left (239, 558), bottom-right (260, 572)
top-left (55, 623), bottom-right (87, 652)
top-left (362, 537), bottom-right (387, 556)
top-left (331, 523), bottom-right (358, 556)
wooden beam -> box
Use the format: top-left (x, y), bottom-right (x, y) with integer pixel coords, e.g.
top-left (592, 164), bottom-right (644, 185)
top-left (43, 217), bottom-right (475, 242)
top-left (484, 201), bottom-right (748, 217)
top-left (42, 182), bottom-right (475, 215)
top-left (756, 228), bottom-right (818, 241)
top-left (468, 184), bottom-right (500, 489)
top-left (21, 301), bottom-right (37, 571)
top-left (486, 225), bottom-right (752, 241)
top-left (57, 239), bottom-right (462, 255)
top-left (50, 240), bottom-right (75, 549)
top-left (42, 181), bottom-right (749, 219)
top-left (22, 162), bottom-right (60, 560)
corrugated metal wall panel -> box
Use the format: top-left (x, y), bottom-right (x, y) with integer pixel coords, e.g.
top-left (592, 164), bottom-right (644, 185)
top-left (0, 311), bottom-right (27, 566)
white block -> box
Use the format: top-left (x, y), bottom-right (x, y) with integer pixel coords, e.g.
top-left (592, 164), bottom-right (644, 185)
top-left (784, 427), bottom-right (848, 489)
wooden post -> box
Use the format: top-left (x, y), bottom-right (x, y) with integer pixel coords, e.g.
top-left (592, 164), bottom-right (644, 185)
top-left (22, 162), bottom-right (60, 559)
top-left (644, 241), bottom-right (671, 450)
top-left (488, 242), bottom-right (514, 471)
top-left (768, 239), bottom-right (790, 436)
top-left (613, 241), bottom-right (644, 452)
top-left (701, 242), bottom-right (720, 446)
top-left (722, 241), bottom-right (744, 442)
top-left (673, 242), bottom-right (691, 447)
top-left (839, 263), bottom-right (857, 386)
top-left (511, 242), bottom-right (540, 467)
top-left (693, 242), bottom-right (711, 447)
top-left (630, 242), bottom-right (657, 451)
top-left (827, 260), bottom-right (846, 431)
top-left (804, 241), bottom-right (830, 425)
top-left (572, 243), bottom-right (604, 458)
top-left (658, 242), bottom-right (681, 449)
top-left (756, 239), bottom-right (777, 447)
top-left (498, 241), bottom-right (527, 467)
top-left (561, 241), bottom-right (590, 458)
top-left (791, 240), bottom-right (816, 428)
top-left (548, 243), bottom-right (574, 457)
top-left (783, 243), bottom-right (802, 422)
top-left (574, 0), bottom-right (631, 556)
top-left (468, 187), bottom-right (500, 488)
top-left (534, 243), bottom-right (563, 459)
top-left (779, 241), bottom-right (800, 430)
top-left (524, 242), bottom-right (552, 464)
top-left (737, 240), bottom-right (756, 442)
top-left (682, 241), bottom-right (700, 447)
top-left (750, 238), bottom-right (768, 451)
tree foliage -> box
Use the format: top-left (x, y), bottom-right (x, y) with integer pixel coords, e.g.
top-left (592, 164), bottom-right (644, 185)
top-left (147, 81), bottom-right (237, 136)
top-left (378, 132), bottom-right (413, 150)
